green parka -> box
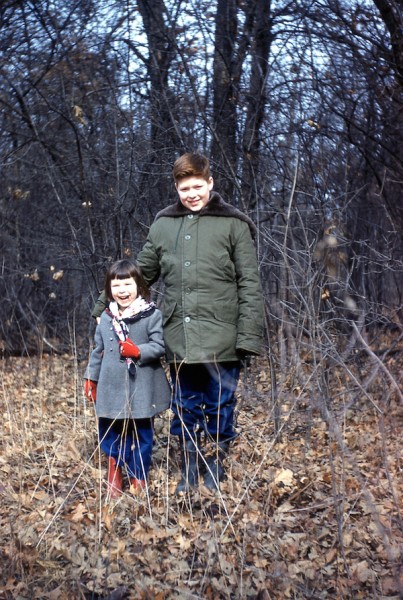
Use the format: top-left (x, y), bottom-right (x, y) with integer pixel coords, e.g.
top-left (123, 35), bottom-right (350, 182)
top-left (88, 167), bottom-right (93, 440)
top-left (137, 192), bottom-right (264, 364)
top-left (91, 192), bottom-right (264, 364)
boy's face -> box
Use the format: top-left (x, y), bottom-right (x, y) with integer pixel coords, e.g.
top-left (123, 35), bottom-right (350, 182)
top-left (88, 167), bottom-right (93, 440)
top-left (175, 176), bottom-right (213, 212)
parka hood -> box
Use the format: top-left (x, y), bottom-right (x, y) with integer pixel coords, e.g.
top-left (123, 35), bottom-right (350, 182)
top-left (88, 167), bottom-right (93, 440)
top-left (155, 192), bottom-right (257, 238)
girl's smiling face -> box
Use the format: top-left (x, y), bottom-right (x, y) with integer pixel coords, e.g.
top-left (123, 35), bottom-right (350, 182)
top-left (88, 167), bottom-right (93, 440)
top-left (110, 277), bottom-right (138, 310)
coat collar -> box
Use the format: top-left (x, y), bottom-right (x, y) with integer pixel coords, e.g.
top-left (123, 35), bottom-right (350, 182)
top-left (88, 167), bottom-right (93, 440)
top-left (154, 191), bottom-right (257, 238)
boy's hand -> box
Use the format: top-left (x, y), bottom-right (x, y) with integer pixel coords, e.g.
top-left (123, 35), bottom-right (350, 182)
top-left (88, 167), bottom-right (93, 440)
top-left (119, 338), bottom-right (141, 359)
top-left (237, 349), bottom-right (251, 368)
top-left (84, 380), bottom-right (97, 402)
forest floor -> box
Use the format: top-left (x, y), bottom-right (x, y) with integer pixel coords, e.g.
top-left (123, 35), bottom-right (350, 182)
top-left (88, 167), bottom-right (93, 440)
top-left (0, 333), bottom-right (402, 600)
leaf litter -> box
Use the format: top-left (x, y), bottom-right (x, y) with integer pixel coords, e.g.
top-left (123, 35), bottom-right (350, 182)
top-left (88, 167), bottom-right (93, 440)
top-left (0, 344), bottom-right (401, 599)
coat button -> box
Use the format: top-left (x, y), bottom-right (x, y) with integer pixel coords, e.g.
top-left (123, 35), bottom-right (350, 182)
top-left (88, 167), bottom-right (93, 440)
top-left (184, 261), bottom-right (191, 267)
top-left (184, 316), bottom-right (191, 323)
top-left (185, 234), bottom-right (191, 240)
top-left (187, 214), bottom-right (194, 219)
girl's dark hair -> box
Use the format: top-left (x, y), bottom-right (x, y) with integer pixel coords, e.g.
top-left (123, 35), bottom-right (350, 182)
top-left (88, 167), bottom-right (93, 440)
top-left (104, 259), bottom-right (150, 302)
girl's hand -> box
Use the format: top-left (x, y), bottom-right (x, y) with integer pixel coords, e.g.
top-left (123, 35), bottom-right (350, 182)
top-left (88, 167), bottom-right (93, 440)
top-left (84, 380), bottom-right (97, 402)
top-left (119, 338), bottom-right (141, 359)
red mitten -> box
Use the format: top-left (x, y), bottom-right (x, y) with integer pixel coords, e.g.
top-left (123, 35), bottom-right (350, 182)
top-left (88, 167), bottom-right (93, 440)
top-left (84, 379), bottom-right (97, 402)
top-left (119, 338), bottom-right (141, 359)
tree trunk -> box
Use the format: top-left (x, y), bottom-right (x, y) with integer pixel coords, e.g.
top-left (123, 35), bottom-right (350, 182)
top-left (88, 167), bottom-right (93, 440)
top-left (241, 0), bottom-right (273, 209)
top-left (210, 0), bottom-right (239, 201)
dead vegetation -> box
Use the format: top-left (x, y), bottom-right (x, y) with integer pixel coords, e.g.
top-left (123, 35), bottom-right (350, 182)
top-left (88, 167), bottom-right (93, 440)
top-left (0, 340), bottom-right (402, 599)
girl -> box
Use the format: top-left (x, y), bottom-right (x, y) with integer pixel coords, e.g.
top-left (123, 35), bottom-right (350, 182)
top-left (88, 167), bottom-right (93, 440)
top-left (84, 259), bottom-right (171, 499)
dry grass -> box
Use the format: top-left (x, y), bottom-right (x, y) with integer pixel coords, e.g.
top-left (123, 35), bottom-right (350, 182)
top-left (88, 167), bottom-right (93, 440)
top-left (0, 351), bottom-right (402, 599)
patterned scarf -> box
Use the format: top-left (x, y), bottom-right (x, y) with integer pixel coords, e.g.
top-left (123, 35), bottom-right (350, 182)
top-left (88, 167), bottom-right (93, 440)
top-left (108, 297), bottom-right (155, 375)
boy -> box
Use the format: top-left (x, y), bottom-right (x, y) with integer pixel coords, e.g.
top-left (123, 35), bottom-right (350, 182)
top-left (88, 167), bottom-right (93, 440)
top-left (92, 153), bottom-right (264, 493)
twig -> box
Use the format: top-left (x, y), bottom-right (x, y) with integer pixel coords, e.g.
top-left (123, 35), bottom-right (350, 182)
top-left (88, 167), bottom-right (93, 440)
top-left (352, 322), bottom-right (403, 403)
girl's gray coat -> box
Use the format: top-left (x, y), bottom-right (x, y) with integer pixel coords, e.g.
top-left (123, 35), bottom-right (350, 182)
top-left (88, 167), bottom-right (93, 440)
top-left (85, 308), bottom-right (171, 419)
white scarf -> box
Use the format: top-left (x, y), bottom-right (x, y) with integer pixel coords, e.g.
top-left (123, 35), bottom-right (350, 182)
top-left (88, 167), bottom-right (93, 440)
top-left (108, 296), bottom-right (155, 375)
top-left (109, 296), bottom-right (152, 322)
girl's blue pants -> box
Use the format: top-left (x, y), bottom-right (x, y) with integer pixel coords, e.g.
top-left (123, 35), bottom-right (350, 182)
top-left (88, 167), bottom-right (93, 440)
top-left (98, 417), bottom-right (153, 480)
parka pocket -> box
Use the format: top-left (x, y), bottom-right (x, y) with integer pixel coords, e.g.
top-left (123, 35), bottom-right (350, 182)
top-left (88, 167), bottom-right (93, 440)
top-left (212, 304), bottom-right (238, 325)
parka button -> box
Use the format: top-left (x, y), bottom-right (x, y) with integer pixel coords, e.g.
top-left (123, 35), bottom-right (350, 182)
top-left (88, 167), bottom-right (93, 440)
top-left (184, 261), bottom-right (191, 267)
top-left (185, 234), bottom-right (191, 240)
top-left (187, 214), bottom-right (194, 219)
top-left (184, 316), bottom-right (191, 323)
top-left (185, 287), bottom-right (191, 294)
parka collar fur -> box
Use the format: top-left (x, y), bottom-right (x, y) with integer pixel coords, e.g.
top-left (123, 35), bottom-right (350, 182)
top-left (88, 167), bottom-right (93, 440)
top-left (155, 192), bottom-right (257, 238)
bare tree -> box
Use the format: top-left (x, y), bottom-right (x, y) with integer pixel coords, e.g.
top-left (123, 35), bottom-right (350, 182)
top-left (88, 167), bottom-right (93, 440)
top-left (0, 0), bottom-right (401, 355)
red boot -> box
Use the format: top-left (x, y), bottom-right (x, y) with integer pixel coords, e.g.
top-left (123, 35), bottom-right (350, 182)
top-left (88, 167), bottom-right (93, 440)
top-left (129, 478), bottom-right (146, 495)
top-left (107, 457), bottom-right (123, 498)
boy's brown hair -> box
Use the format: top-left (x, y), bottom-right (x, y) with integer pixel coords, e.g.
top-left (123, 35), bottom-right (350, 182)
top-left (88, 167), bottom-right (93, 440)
top-left (172, 153), bottom-right (211, 182)
top-left (104, 259), bottom-right (150, 302)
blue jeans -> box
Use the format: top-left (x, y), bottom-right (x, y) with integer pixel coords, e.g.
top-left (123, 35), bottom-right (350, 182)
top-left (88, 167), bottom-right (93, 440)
top-left (170, 362), bottom-right (241, 443)
top-left (98, 417), bottom-right (154, 480)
